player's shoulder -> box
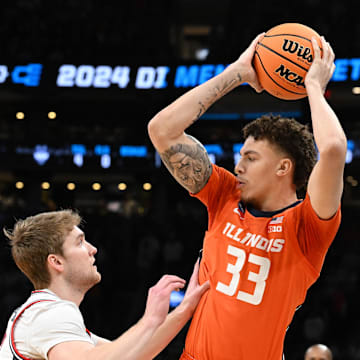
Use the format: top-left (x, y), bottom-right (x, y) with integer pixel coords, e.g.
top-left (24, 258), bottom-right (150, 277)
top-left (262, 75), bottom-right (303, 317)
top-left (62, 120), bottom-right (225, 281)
top-left (23, 290), bottom-right (82, 324)
top-left (207, 164), bottom-right (238, 191)
top-left (282, 193), bottom-right (311, 219)
top-left (212, 163), bottom-right (236, 178)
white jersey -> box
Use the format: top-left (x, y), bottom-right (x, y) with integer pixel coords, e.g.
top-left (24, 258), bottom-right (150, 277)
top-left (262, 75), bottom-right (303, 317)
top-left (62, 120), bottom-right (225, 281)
top-left (0, 289), bottom-right (96, 360)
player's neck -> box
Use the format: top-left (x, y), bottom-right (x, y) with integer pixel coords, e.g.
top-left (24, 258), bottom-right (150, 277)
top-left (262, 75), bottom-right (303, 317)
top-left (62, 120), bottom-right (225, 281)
top-left (47, 281), bottom-right (85, 307)
top-left (254, 187), bottom-right (298, 213)
top-left (253, 196), bottom-right (299, 213)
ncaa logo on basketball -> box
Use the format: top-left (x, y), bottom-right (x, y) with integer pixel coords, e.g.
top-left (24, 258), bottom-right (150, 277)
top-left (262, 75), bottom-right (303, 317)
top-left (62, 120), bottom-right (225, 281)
top-left (282, 39), bottom-right (313, 63)
top-left (275, 64), bottom-right (305, 88)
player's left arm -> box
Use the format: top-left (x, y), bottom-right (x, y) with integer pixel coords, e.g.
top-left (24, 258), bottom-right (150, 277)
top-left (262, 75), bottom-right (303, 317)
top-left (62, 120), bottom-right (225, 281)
top-left (137, 259), bottom-right (209, 359)
top-left (91, 334), bottom-right (111, 346)
top-left (305, 36), bottom-right (347, 219)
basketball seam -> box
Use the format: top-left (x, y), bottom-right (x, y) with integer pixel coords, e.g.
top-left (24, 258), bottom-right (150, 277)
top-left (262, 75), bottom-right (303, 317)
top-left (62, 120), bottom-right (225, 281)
top-left (264, 34), bottom-right (313, 43)
top-left (264, 34), bottom-right (323, 52)
top-left (257, 42), bottom-right (309, 73)
top-left (254, 51), bottom-right (306, 97)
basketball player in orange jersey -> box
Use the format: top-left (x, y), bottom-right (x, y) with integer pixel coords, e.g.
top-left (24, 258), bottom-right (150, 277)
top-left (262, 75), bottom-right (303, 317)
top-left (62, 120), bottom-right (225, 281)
top-left (0, 210), bottom-right (209, 360)
top-left (148, 32), bottom-right (347, 360)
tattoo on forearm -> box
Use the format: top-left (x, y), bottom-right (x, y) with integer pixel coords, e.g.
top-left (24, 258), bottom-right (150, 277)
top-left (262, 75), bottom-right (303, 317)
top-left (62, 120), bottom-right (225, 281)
top-left (195, 101), bottom-right (206, 122)
top-left (160, 135), bottom-right (213, 193)
top-left (193, 76), bottom-right (239, 123)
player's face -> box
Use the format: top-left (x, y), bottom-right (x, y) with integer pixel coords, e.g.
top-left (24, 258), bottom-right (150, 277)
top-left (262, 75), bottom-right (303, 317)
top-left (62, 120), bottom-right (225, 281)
top-left (61, 226), bottom-right (101, 291)
top-left (234, 136), bottom-right (285, 208)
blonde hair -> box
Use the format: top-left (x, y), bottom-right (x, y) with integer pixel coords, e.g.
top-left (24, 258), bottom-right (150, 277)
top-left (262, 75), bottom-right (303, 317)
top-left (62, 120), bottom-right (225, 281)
top-left (4, 210), bottom-right (81, 289)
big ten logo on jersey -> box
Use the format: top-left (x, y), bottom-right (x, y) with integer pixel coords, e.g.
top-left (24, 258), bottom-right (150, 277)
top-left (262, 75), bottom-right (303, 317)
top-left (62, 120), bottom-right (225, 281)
top-left (268, 216), bottom-right (284, 233)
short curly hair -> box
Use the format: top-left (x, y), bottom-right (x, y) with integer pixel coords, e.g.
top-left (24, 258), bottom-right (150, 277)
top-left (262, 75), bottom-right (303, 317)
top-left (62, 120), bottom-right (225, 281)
top-left (242, 114), bottom-right (317, 190)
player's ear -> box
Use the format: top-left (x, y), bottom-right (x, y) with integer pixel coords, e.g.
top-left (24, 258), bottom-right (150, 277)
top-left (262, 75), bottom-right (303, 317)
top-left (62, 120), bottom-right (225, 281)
top-left (276, 158), bottom-right (292, 177)
top-left (47, 254), bottom-right (64, 273)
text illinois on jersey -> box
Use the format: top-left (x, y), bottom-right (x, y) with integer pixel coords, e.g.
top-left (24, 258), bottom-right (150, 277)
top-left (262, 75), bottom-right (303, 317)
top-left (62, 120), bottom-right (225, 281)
top-left (222, 222), bottom-right (285, 253)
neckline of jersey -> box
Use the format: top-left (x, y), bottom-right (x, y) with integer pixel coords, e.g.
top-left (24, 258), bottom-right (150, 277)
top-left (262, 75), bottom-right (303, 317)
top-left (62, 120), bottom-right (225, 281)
top-left (31, 289), bottom-right (58, 298)
top-left (246, 199), bottom-right (303, 218)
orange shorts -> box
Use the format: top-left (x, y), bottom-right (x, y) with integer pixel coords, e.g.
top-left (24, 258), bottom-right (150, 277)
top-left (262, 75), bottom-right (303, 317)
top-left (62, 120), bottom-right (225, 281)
top-left (180, 350), bottom-right (197, 360)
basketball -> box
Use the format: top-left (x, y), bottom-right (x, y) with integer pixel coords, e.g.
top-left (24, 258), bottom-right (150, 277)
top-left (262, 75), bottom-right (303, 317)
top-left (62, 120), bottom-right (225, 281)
top-left (253, 23), bottom-right (322, 100)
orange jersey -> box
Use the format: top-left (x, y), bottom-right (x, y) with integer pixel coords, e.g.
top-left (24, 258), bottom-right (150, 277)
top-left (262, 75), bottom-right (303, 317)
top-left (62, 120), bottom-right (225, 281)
top-left (183, 164), bottom-right (341, 360)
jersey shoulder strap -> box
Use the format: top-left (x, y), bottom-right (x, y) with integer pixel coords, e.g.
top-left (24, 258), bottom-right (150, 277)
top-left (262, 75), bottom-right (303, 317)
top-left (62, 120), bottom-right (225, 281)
top-left (10, 299), bottom-right (55, 360)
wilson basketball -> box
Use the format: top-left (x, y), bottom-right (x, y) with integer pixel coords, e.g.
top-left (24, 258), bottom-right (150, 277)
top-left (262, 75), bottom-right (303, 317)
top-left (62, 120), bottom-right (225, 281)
top-left (253, 23), bottom-right (322, 100)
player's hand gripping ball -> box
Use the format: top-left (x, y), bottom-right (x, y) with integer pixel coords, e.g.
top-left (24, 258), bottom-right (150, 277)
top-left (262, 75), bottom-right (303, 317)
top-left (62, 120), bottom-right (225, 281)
top-left (253, 23), bottom-right (322, 100)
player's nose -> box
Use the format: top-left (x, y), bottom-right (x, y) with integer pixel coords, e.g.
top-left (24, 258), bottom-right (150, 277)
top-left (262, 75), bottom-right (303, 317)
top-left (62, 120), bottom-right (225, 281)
top-left (86, 241), bottom-right (98, 255)
top-left (234, 158), bottom-right (244, 174)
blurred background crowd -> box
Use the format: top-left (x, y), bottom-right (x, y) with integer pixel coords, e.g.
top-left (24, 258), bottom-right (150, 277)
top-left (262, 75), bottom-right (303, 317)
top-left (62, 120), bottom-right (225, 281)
top-left (0, 1), bottom-right (359, 359)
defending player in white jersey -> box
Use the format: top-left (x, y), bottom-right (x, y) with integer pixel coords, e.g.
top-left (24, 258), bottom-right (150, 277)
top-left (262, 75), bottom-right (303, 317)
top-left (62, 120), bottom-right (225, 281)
top-left (0, 210), bottom-right (209, 360)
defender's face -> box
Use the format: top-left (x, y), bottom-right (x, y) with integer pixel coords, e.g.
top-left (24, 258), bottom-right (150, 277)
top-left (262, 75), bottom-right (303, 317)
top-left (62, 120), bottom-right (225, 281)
top-left (234, 136), bottom-right (285, 208)
top-left (61, 226), bottom-right (101, 291)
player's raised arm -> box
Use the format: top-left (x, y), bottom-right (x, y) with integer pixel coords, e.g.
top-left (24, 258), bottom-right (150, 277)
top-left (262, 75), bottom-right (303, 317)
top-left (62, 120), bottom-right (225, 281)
top-left (131, 259), bottom-right (210, 360)
top-left (305, 36), bottom-right (347, 219)
top-left (148, 33), bottom-right (264, 194)
top-left (48, 275), bottom-right (187, 360)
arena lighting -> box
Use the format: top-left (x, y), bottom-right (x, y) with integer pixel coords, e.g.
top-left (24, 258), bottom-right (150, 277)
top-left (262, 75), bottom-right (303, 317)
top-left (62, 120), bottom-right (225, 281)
top-left (92, 182), bottom-right (101, 191)
top-left (204, 144), bottom-right (223, 155)
top-left (201, 113), bottom-right (241, 120)
top-left (352, 87), bottom-right (360, 95)
top-left (170, 290), bottom-right (185, 308)
top-left (41, 182), bottom-right (50, 190)
top-left (95, 145), bottom-right (111, 168)
top-left (33, 145), bottom-right (50, 165)
top-left (16, 112), bottom-right (24, 120)
top-left (15, 181), bottom-right (24, 189)
top-left (119, 145), bottom-right (147, 157)
top-left (155, 151), bottom-right (161, 168)
top-left (143, 182), bottom-right (152, 191)
top-left (71, 144), bottom-right (86, 167)
top-left (94, 144), bottom-right (110, 156)
top-left (208, 153), bottom-right (216, 164)
top-left (71, 144), bottom-right (87, 155)
top-left (204, 144), bottom-right (223, 165)
top-left (195, 48), bottom-right (210, 61)
top-left (48, 111), bottom-right (56, 119)
top-left (233, 143), bottom-right (244, 167)
top-left (346, 176), bottom-right (358, 187)
top-left (346, 140), bottom-right (355, 164)
top-left (67, 182), bottom-right (76, 191)
top-left (118, 183), bottom-right (127, 191)
top-left (100, 154), bottom-right (111, 169)
top-left (233, 143), bottom-right (244, 154)
top-left (73, 154), bottom-right (83, 167)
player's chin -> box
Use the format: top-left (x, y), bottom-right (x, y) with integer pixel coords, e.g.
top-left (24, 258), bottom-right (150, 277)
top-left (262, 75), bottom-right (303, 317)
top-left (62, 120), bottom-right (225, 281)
top-left (240, 192), bottom-right (249, 203)
top-left (92, 269), bottom-right (102, 284)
